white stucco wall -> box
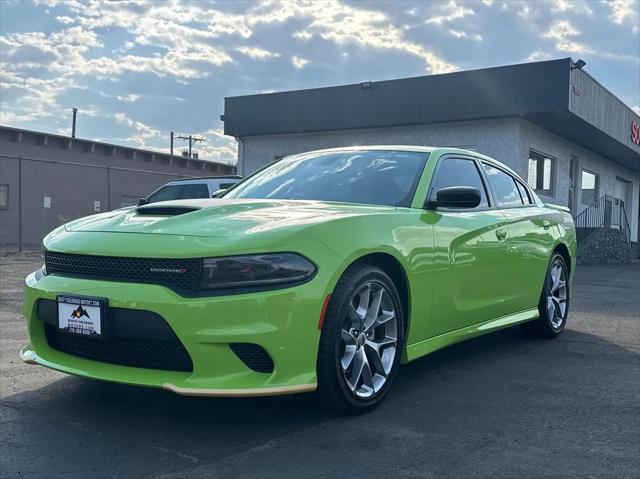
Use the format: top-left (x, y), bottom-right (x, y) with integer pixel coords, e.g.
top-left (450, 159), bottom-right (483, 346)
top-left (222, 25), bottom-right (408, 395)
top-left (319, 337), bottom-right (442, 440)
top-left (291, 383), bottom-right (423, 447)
top-left (518, 120), bottom-right (640, 242)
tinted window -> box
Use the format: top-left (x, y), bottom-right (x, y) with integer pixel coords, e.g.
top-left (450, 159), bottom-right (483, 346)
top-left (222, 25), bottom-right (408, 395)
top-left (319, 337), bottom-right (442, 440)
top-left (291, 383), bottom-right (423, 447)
top-left (181, 183), bottom-right (209, 199)
top-left (527, 150), bottom-right (554, 196)
top-left (515, 180), bottom-right (532, 204)
top-left (483, 164), bottom-right (523, 207)
top-left (581, 170), bottom-right (599, 205)
top-left (429, 158), bottom-right (488, 208)
top-left (218, 182), bottom-right (237, 190)
top-left (146, 185), bottom-right (184, 203)
top-left (225, 150), bottom-right (428, 207)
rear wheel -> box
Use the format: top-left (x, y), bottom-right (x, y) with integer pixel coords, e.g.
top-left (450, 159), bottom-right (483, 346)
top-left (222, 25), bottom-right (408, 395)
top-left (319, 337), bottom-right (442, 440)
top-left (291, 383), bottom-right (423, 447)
top-left (316, 264), bottom-right (404, 414)
top-left (522, 253), bottom-right (569, 338)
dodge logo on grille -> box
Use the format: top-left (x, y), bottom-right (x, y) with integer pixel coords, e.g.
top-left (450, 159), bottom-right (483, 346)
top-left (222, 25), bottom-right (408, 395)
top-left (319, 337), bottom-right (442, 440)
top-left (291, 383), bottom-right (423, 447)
top-left (149, 267), bottom-right (188, 274)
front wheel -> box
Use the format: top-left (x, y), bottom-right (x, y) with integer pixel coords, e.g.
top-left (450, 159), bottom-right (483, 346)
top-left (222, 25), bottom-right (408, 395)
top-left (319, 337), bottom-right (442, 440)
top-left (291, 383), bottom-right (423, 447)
top-left (315, 264), bottom-right (404, 414)
top-left (522, 252), bottom-right (570, 338)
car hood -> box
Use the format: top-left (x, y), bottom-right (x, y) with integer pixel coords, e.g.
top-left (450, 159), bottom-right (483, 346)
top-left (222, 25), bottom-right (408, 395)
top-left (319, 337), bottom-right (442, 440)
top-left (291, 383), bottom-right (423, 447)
top-left (64, 198), bottom-right (395, 238)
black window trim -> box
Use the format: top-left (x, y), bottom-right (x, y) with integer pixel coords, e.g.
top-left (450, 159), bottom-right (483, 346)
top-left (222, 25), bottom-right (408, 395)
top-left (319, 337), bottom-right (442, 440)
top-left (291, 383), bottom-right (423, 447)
top-left (479, 160), bottom-right (537, 210)
top-left (426, 154), bottom-right (494, 212)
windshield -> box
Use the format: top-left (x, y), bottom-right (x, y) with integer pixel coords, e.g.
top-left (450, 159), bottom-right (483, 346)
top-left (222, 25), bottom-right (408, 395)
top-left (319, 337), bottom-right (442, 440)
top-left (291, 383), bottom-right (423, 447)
top-left (225, 150), bottom-right (428, 207)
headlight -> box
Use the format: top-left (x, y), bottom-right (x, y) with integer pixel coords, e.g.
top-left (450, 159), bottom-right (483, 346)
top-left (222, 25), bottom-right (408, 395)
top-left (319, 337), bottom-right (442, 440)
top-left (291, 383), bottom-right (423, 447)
top-left (34, 264), bottom-right (47, 281)
top-left (197, 253), bottom-right (316, 291)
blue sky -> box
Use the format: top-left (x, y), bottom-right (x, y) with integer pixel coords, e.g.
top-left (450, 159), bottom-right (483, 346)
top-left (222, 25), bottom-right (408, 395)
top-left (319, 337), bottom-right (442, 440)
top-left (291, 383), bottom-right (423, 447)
top-left (1, 0), bottom-right (638, 164)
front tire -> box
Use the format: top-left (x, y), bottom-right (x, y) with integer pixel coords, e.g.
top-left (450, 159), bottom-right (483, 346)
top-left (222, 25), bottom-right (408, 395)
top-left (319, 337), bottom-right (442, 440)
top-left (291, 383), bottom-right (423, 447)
top-left (316, 264), bottom-right (404, 414)
top-left (522, 252), bottom-right (569, 338)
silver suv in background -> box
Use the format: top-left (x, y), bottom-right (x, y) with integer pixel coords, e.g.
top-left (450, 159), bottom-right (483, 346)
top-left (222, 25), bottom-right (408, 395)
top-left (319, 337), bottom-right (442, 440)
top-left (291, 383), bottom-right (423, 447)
top-left (138, 176), bottom-right (242, 205)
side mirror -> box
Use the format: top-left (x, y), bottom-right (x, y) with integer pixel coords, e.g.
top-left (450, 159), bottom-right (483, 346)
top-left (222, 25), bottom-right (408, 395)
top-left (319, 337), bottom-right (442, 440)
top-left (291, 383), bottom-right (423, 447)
top-left (426, 186), bottom-right (481, 209)
top-left (211, 189), bottom-right (227, 198)
top-left (138, 198), bottom-right (149, 206)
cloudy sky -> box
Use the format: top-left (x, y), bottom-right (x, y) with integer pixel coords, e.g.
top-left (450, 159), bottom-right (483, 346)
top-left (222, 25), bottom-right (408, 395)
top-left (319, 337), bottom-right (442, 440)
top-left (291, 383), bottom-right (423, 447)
top-left (1, 0), bottom-right (638, 164)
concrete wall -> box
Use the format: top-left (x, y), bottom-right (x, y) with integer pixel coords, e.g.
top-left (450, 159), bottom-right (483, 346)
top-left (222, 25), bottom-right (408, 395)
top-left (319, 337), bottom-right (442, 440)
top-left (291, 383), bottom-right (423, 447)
top-left (238, 116), bottom-right (639, 243)
top-left (518, 119), bottom-right (640, 242)
top-left (0, 127), bottom-right (236, 251)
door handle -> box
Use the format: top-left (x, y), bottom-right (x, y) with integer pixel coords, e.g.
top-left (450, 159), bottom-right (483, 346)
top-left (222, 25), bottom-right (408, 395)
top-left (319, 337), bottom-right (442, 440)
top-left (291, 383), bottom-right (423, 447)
top-left (542, 219), bottom-right (551, 229)
top-left (495, 228), bottom-right (507, 240)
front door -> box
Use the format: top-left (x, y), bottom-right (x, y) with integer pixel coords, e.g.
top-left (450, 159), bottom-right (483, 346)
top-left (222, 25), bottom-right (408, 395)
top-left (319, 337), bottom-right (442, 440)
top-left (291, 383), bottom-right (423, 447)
top-left (425, 156), bottom-right (510, 336)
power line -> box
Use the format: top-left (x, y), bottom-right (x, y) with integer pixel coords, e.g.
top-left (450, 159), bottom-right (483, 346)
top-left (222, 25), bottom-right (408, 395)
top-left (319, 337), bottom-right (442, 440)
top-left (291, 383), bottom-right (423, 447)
top-left (175, 134), bottom-right (205, 159)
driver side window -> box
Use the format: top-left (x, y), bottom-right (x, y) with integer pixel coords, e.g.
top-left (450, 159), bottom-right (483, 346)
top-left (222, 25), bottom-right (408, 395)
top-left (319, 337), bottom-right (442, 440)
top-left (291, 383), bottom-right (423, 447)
top-left (429, 158), bottom-right (489, 208)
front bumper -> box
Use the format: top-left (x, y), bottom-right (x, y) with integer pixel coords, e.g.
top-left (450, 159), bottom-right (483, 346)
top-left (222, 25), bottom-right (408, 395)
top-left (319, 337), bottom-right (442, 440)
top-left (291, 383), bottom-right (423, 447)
top-left (21, 268), bottom-right (333, 396)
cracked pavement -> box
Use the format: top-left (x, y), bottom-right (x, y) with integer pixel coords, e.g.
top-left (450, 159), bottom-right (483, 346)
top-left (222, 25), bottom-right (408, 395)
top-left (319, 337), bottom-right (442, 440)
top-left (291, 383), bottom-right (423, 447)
top-left (1, 253), bottom-right (639, 478)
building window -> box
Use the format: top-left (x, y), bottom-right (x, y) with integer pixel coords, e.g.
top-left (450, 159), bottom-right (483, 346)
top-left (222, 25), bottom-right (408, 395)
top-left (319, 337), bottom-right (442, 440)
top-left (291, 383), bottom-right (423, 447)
top-left (581, 170), bottom-right (599, 206)
top-left (527, 150), bottom-right (554, 196)
top-left (0, 185), bottom-right (8, 208)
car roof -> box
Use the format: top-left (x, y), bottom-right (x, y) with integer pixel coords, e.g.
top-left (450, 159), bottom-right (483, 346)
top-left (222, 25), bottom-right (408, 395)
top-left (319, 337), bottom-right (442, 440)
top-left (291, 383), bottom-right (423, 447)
top-left (164, 176), bottom-right (241, 186)
top-left (171, 175), bottom-right (241, 182)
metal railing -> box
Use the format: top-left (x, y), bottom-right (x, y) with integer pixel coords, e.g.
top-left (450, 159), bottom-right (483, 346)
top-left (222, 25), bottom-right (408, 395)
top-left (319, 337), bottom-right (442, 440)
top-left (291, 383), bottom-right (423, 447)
top-left (574, 195), bottom-right (631, 246)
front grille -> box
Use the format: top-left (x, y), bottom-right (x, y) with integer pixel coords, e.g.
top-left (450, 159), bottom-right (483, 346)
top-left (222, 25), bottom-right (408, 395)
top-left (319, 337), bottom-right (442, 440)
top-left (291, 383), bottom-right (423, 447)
top-left (44, 324), bottom-right (193, 372)
top-left (230, 343), bottom-right (274, 373)
top-left (45, 251), bottom-right (202, 293)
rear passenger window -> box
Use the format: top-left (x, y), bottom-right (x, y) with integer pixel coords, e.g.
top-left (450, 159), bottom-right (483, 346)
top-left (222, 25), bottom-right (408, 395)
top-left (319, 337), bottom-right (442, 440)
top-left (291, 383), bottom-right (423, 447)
top-left (430, 158), bottom-right (489, 208)
top-left (515, 181), bottom-right (532, 204)
top-left (482, 164), bottom-right (522, 207)
top-left (181, 184), bottom-right (209, 199)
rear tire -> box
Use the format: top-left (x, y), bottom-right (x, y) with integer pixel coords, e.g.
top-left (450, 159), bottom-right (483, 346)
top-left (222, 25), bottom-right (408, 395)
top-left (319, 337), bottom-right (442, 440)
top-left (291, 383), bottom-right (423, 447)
top-left (315, 264), bottom-right (404, 414)
top-left (522, 252), bottom-right (569, 338)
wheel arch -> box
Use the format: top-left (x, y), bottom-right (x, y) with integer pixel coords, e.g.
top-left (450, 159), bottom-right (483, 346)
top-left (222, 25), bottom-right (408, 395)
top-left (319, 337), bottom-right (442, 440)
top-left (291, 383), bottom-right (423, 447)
top-left (552, 242), bottom-right (572, 276)
top-left (347, 252), bottom-right (411, 334)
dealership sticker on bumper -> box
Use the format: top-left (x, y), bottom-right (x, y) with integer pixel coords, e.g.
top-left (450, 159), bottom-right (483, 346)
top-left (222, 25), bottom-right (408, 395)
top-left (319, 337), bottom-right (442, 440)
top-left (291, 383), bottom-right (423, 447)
top-left (57, 295), bottom-right (103, 336)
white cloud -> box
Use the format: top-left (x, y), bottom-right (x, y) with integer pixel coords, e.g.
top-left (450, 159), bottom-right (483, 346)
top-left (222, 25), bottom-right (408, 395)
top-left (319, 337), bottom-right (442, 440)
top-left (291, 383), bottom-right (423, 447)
top-left (606, 0), bottom-right (640, 32)
top-left (289, 0), bottom-right (457, 73)
top-left (543, 20), bottom-right (588, 53)
top-left (550, 0), bottom-right (594, 15)
top-left (448, 29), bottom-right (482, 41)
top-left (425, 1), bottom-right (475, 25)
top-left (236, 46), bottom-right (281, 59)
top-left (293, 31), bottom-right (313, 40)
top-left (524, 51), bottom-right (554, 62)
top-left (116, 94), bottom-right (139, 102)
top-left (114, 112), bottom-right (161, 147)
top-left (55, 15), bottom-right (75, 24)
top-left (292, 56), bottom-right (308, 69)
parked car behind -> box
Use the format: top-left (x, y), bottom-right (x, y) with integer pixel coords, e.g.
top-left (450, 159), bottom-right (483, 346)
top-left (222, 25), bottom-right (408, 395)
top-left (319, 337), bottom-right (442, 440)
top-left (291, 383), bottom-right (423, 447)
top-left (139, 176), bottom-right (242, 205)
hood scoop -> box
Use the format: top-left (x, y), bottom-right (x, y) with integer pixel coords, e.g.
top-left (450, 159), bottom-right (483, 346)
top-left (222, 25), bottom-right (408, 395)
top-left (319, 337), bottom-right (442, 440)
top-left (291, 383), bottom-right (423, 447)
top-left (135, 205), bottom-right (201, 217)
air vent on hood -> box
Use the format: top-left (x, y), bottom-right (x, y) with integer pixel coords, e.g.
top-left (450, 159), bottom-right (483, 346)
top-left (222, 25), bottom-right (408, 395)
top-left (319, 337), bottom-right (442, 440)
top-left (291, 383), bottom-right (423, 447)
top-left (136, 206), bottom-right (201, 216)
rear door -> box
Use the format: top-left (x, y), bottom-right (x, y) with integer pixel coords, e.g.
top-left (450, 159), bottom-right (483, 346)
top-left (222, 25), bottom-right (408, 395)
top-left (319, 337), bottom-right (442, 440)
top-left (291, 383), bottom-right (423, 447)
top-left (427, 156), bottom-right (511, 336)
top-left (481, 162), bottom-right (553, 314)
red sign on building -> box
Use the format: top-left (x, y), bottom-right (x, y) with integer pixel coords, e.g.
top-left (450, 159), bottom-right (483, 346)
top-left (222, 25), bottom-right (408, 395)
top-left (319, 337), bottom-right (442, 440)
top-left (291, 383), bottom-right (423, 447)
top-left (632, 121), bottom-right (640, 146)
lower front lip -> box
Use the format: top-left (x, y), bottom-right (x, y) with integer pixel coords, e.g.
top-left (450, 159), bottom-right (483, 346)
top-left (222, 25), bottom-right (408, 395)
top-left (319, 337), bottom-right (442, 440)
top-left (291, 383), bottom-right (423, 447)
top-left (21, 272), bottom-right (326, 395)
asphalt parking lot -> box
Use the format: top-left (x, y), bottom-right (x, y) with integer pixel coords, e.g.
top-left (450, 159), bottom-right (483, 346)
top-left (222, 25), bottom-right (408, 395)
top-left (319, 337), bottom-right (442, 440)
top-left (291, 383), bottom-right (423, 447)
top-left (1, 253), bottom-right (638, 479)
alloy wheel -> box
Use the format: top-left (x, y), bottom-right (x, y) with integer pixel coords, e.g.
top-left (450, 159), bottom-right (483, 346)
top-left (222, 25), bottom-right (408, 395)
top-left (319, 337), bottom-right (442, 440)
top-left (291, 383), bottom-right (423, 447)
top-left (547, 260), bottom-right (568, 330)
top-left (339, 281), bottom-right (398, 398)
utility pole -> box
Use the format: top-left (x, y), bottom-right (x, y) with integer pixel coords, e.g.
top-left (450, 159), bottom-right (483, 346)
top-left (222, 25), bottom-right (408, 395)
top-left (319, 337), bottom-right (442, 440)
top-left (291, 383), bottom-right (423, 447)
top-left (175, 134), bottom-right (205, 158)
top-left (170, 131), bottom-right (174, 162)
top-left (71, 108), bottom-right (78, 138)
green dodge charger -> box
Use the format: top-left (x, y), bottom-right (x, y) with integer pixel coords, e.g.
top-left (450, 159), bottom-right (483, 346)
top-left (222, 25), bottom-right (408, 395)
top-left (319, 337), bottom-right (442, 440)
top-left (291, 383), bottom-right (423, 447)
top-left (21, 146), bottom-right (576, 412)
